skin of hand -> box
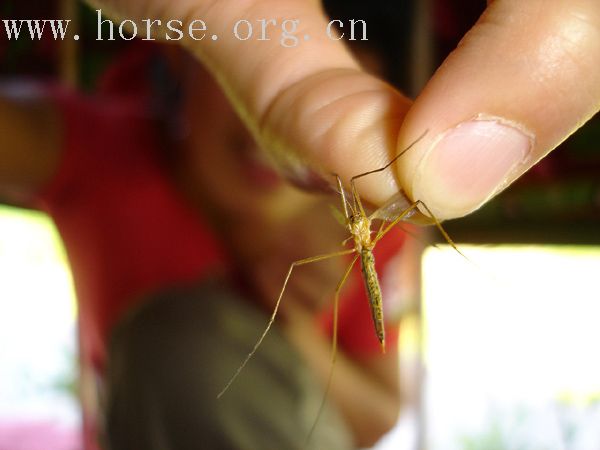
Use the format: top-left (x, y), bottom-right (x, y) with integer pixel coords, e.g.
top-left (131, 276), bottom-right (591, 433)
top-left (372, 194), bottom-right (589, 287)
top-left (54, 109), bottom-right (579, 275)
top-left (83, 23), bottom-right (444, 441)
top-left (87, 0), bottom-right (600, 221)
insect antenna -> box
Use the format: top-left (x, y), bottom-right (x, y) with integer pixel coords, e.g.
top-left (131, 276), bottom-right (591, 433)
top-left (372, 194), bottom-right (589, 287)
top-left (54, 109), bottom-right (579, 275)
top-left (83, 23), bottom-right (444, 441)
top-left (334, 173), bottom-right (354, 219)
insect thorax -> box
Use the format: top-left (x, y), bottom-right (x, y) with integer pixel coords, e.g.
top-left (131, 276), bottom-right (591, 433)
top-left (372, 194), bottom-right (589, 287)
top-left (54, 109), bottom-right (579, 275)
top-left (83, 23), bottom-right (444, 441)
top-left (349, 214), bottom-right (372, 250)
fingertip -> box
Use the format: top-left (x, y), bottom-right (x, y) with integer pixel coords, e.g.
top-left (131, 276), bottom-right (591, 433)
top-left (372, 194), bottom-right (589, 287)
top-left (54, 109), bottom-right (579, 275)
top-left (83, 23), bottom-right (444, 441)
top-left (396, 0), bottom-right (600, 219)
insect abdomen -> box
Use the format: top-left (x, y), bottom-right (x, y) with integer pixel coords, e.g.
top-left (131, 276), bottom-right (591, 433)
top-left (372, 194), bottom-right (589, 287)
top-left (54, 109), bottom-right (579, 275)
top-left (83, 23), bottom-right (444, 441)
top-left (360, 249), bottom-right (385, 351)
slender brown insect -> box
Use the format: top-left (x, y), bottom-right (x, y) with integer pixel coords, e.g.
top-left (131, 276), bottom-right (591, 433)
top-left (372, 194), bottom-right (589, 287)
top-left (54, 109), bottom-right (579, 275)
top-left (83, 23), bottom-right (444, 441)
top-left (217, 131), bottom-right (463, 402)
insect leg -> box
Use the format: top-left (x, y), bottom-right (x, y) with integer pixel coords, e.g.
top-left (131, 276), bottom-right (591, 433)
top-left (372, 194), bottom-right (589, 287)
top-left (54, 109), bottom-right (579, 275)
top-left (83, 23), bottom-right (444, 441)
top-left (306, 253), bottom-right (360, 445)
top-left (334, 174), bottom-right (353, 220)
top-left (372, 199), bottom-right (466, 259)
top-left (374, 219), bottom-right (386, 237)
top-left (372, 201), bottom-right (422, 245)
top-left (411, 200), bottom-right (464, 258)
top-left (217, 248), bottom-right (356, 399)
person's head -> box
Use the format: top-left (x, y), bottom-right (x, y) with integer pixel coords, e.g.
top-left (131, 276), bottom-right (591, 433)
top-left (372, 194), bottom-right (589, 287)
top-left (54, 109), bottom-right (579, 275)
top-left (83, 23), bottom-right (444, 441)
top-left (165, 48), bottom-right (316, 227)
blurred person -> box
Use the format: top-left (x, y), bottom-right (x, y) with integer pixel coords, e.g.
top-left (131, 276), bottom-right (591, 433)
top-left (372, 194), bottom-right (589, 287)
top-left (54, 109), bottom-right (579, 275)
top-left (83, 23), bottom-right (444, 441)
top-left (0, 39), bottom-right (405, 450)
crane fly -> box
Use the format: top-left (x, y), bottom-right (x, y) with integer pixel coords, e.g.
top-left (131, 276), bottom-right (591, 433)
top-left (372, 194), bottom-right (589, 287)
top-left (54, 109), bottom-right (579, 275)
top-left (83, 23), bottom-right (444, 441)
top-left (217, 131), bottom-right (462, 400)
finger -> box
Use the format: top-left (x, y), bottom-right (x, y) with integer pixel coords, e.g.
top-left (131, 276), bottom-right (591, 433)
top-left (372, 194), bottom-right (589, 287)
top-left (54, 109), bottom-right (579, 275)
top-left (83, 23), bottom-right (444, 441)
top-left (180, 0), bottom-right (412, 199)
top-left (396, 0), bottom-right (600, 220)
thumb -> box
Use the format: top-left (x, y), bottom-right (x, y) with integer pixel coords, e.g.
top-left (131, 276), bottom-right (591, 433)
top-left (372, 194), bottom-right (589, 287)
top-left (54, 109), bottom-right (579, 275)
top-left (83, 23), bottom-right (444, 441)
top-left (397, 0), bottom-right (600, 220)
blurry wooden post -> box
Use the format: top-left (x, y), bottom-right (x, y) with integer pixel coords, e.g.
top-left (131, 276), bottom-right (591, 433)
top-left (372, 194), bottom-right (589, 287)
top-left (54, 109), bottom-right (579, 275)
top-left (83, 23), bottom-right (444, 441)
top-left (410, 1), bottom-right (434, 449)
top-left (59, 0), bottom-right (79, 87)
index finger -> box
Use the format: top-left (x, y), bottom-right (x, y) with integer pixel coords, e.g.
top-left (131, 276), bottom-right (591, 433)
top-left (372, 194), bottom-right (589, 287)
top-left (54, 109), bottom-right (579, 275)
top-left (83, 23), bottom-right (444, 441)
top-left (182, 0), bottom-right (413, 200)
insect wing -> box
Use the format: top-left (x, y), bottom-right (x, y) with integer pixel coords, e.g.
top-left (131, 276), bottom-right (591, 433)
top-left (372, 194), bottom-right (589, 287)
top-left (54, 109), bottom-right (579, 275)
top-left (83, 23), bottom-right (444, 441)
top-left (369, 190), bottom-right (415, 222)
top-left (370, 191), bottom-right (437, 226)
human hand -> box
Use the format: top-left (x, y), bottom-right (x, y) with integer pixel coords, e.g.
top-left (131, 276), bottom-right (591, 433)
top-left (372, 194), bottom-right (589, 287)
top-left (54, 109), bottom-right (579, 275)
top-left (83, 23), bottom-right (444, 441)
top-left (89, 0), bottom-right (600, 220)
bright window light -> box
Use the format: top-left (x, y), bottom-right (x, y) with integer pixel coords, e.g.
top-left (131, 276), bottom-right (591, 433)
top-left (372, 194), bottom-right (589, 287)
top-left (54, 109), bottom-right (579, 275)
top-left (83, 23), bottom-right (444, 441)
top-left (0, 205), bottom-right (79, 434)
top-left (423, 244), bottom-right (600, 450)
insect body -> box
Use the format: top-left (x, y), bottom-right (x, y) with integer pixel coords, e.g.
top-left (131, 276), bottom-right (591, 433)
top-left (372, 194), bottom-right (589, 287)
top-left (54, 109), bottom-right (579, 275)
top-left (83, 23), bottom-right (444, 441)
top-left (333, 128), bottom-right (457, 354)
top-left (217, 131), bottom-right (460, 399)
top-left (360, 247), bottom-right (385, 349)
top-left (341, 180), bottom-right (387, 351)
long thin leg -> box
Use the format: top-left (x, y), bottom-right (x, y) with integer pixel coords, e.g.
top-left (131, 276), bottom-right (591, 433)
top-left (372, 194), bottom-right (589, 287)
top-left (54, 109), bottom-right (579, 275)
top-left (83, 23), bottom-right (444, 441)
top-left (335, 174), bottom-right (353, 220)
top-left (306, 254), bottom-right (359, 445)
top-left (411, 200), bottom-right (464, 257)
top-left (217, 248), bottom-right (356, 399)
top-left (375, 219), bottom-right (386, 237)
top-left (372, 200), bottom-right (466, 259)
top-left (372, 202), bottom-right (422, 245)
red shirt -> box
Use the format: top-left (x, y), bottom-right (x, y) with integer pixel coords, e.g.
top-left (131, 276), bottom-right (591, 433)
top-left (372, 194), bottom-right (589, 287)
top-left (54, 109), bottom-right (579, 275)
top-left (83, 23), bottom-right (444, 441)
top-left (33, 45), bottom-right (404, 449)
top-left (37, 84), bottom-right (226, 377)
top-left (35, 79), bottom-right (227, 449)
